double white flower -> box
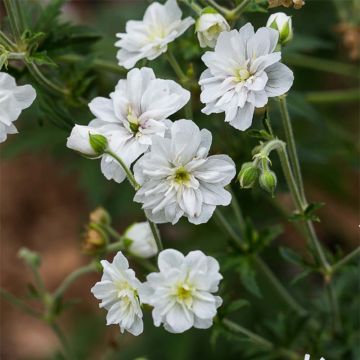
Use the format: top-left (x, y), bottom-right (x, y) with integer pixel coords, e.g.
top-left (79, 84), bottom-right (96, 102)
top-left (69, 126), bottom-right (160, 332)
top-left (199, 23), bottom-right (294, 131)
top-left (140, 249), bottom-right (223, 333)
top-left (0, 72), bottom-right (36, 143)
top-left (115, 0), bottom-right (194, 69)
top-left (67, 67), bottom-right (189, 183)
top-left (133, 119), bottom-right (236, 225)
top-left (91, 252), bottom-right (143, 336)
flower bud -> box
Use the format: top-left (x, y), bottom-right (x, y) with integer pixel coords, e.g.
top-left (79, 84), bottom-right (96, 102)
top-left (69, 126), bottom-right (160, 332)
top-left (267, 12), bottom-right (293, 45)
top-left (66, 125), bottom-right (108, 158)
top-left (82, 226), bottom-right (108, 255)
top-left (238, 162), bottom-right (259, 189)
top-left (18, 247), bottom-right (41, 268)
top-left (124, 222), bottom-right (158, 259)
top-left (259, 170), bottom-right (277, 196)
top-left (89, 207), bottom-right (111, 226)
top-left (196, 8), bottom-right (230, 48)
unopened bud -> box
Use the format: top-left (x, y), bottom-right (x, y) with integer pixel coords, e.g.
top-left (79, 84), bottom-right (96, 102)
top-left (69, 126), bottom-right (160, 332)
top-left (89, 133), bottom-right (108, 156)
top-left (18, 247), bottom-right (41, 268)
top-left (82, 226), bottom-right (108, 255)
top-left (259, 170), bottom-right (277, 196)
top-left (89, 207), bottom-right (111, 226)
top-left (238, 162), bottom-right (259, 189)
top-left (267, 12), bottom-right (293, 45)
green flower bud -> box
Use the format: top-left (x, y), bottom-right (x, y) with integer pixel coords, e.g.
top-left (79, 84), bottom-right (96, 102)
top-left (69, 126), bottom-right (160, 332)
top-left (18, 247), bottom-right (41, 268)
top-left (89, 133), bottom-right (108, 156)
top-left (238, 162), bottom-right (259, 189)
top-left (266, 12), bottom-right (293, 45)
top-left (259, 170), bottom-right (277, 196)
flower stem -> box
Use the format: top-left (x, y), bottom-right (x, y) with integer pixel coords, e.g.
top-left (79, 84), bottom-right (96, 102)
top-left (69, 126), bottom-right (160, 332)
top-left (278, 96), bottom-right (305, 200)
top-left (222, 318), bottom-right (302, 359)
top-left (180, 0), bottom-right (203, 15)
top-left (326, 283), bottom-right (342, 333)
top-left (53, 263), bottom-right (97, 300)
top-left (0, 30), bottom-right (16, 49)
top-left (50, 322), bottom-right (75, 360)
top-left (148, 219), bottom-right (164, 251)
top-left (332, 246), bottom-right (360, 273)
top-left (0, 288), bottom-right (41, 318)
top-left (229, 187), bottom-right (246, 234)
top-left (3, 0), bottom-right (22, 42)
top-left (104, 150), bottom-right (140, 190)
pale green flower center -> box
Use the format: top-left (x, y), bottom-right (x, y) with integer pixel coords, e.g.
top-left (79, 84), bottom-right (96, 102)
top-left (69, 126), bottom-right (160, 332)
top-left (207, 23), bottom-right (221, 37)
top-left (127, 107), bottom-right (140, 134)
top-left (173, 166), bottom-right (191, 184)
top-left (236, 68), bottom-right (251, 82)
top-left (176, 282), bottom-right (193, 306)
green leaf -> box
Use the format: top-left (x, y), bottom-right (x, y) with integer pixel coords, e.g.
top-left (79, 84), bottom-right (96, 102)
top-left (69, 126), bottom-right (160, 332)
top-left (28, 51), bottom-right (57, 66)
top-left (226, 299), bottom-right (250, 314)
top-left (237, 258), bottom-right (262, 298)
top-left (279, 247), bottom-right (305, 266)
top-left (291, 269), bottom-right (314, 286)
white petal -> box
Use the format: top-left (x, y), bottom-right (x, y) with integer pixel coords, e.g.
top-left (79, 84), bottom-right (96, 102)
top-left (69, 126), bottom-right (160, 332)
top-left (265, 62), bottom-right (294, 97)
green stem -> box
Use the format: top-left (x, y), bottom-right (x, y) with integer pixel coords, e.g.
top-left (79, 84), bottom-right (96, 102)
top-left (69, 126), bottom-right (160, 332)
top-left (105, 150), bottom-right (140, 190)
top-left (51, 322), bottom-right (75, 360)
top-left (305, 88), bottom-right (359, 103)
top-left (0, 288), bottom-right (41, 318)
top-left (278, 96), bottom-right (305, 200)
top-left (166, 48), bottom-right (193, 118)
top-left (0, 31), bottom-right (16, 49)
top-left (7, 51), bottom-right (26, 60)
top-left (205, 0), bottom-right (230, 15)
top-left (254, 256), bottom-right (307, 316)
top-left (229, 187), bottom-right (246, 234)
top-left (230, 0), bottom-right (252, 17)
top-left (326, 283), bottom-right (342, 333)
top-left (4, 0), bottom-right (22, 42)
top-left (284, 53), bottom-right (360, 79)
top-left (180, 0), bottom-right (203, 14)
top-left (148, 219), bottom-right (164, 251)
top-left (222, 318), bottom-right (302, 359)
top-left (101, 224), bottom-right (123, 242)
top-left (106, 241), bottom-right (124, 253)
top-left (53, 263), bottom-right (97, 299)
top-left (332, 246), bottom-right (360, 273)
top-left (56, 54), bottom-right (126, 75)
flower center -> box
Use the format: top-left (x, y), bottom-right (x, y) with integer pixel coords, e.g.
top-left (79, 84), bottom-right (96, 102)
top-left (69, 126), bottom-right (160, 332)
top-left (207, 24), bottom-right (221, 36)
top-left (236, 68), bottom-right (251, 82)
top-left (176, 283), bottom-right (193, 306)
top-left (173, 166), bottom-right (191, 184)
top-left (127, 107), bottom-right (140, 134)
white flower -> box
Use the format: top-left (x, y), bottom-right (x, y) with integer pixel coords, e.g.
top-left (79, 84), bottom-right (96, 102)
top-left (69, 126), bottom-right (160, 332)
top-left (66, 124), bottom-right (106, 157)
top-left (68, 67), bottom-right (189, 183)
top-left (266, 12), bottom-right (293, 45)
top-left (115, 0), bottom-right (195, 69)
top-left (196, 12), bottom-right (230, 48)
top-left (0, 72), bottom-right (36, 143)
top-left (91, 251), bottom-right (143, 336)
top-left (124, 222), bottom-right (158, 259)
top-left (133, 119), bottom-right (236, 225)
top-left (199, 23), bottom-right (294, 131)
top-left (140, 249), bottom-right (223, 333)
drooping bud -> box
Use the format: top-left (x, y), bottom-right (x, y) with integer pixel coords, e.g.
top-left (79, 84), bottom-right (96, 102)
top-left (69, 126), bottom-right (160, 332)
top-left (18, 247), bottom-right (41, 268)
top-left (89, 207), bottom-right (111, 226)
top-left (123, 222), bottom-right (158, 259)
top-left (196, 8), bottom-right (230, 48)
top-left (82, 225), bottom-right (108, 255)
top-left (238, 162), bottom-right (259, 189)
top-left (259, 170), bottom-right (277, 196)
top-left (67, 125), bottom-right (108, 158)
top-left (267, 12), bottom-right (293, 45)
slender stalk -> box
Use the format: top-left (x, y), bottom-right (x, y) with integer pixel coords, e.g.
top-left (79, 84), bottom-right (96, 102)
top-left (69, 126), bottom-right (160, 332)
top-left (223, 318), bottom-right (302, 359)
top-left (0, 288), bottom-right (41, 318)
top-left (51, 322), bottom-right (75, 360)
top-left (166, 48), bottom-right (193, 118)
top-left (254, 257), bottom-right (307, 316)
top-left (332, 246), bottom-right (360, 273)
top-left (7, 51), bottom-right (26, 60)
top-left (278, 96), bottom-right (305, 200)
top-left (53, 263), bottom-right (97, 299)
top-left (284, 53), bottom-right (360, 79)
top-left (205, 0), bottom-right (230, 15)
top-left (229, 187), bottom-right (246, 234)
top-left (56, 54), bottom-right (126, 75)
top-left (105, 150), bottom-right (140, 190)
top-left (179, 0), bottom-right (202, 14)
top-left (3, 0), bottom-right (22, 42)
top-left (326, 283), bottom-right (342, 333)
top-left (148, 219), bottom-right (164, 251)
top-left (230, 0), bottom-right (252, 17)
top-left (0, 30), bottom-right (16, 49)
top-left (106, 241), bottom-right (124, 253)
top-left (101, 224), bottom-right (123, 242)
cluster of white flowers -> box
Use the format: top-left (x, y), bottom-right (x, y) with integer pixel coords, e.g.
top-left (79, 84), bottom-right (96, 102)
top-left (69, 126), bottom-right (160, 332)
top-left (66, 0), bottom-right (295, 337)
top-left (0, 72), bottom-right (36, 143)
top-left (91, 249), bottom-right (223, 335)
